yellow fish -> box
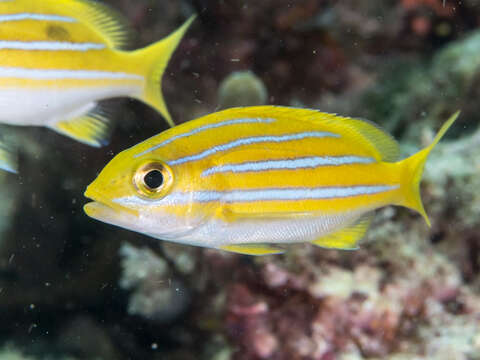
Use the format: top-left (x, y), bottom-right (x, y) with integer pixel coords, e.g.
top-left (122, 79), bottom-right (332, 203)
top-left (84, 106), bottom-right (459, 255)
top-left (0, 0), bottom-right (194, 146)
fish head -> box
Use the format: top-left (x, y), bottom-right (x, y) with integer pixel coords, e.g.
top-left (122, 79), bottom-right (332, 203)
top-left (84, 145), bottom-right (209, 240)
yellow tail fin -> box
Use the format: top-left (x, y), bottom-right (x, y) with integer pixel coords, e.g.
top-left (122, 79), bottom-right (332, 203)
top-left (398, 111), bottom-right (460, 226)
top-left (132, 15), bottom-right (196, 127)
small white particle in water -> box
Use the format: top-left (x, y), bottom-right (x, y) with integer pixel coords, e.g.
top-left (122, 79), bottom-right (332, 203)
top-left (151, 343), bottom-right (158, 350)
top-left (28, 324), bottom-right (37, 333)
top-left (230, 58), bottom-right (240, 62)
top-left (29, 304), bottom-right (35, 310)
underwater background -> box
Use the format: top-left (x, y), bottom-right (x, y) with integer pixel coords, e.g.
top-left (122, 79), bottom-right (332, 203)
top-left (1, 0), bottom-right (480, 359)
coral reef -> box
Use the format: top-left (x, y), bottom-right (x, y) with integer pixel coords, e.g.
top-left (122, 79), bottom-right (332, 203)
top-left (223, 217), bottom-right (480, 359)
top-left (354, 28), bottom-right (480, 139)
top-left (0, 347), bottom-right (37, 360)
top-left (218, 71), bottom-right (268, 109)
top-left (119, 243), bottom-right (190, 322)
top-left (0, 345), bottom-right (76, 360)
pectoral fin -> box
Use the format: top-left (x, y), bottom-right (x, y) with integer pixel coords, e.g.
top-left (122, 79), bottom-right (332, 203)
top-left (219, 243), bottom-right (285, 256)
top-left (51, 104), bottom-right (112, 147)
top-left (311, 214), bottom-right (373, 250)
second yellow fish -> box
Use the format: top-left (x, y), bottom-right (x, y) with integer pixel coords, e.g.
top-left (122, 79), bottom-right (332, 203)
top-left (0, 0), bottom-right (194, 147)
top-left (84, 106), bottom-right (458, 255)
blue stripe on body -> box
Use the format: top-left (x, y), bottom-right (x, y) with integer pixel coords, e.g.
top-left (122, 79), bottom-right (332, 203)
top-left (182, 185), bottom-right (399, 203)
top-left (0, 41), bottom-right (105, 51)
top-left (113, 185), bottom-right (399, 206)
top-left (0, 13), bottom-right (76, 22)
top-left (134, 118), bottom-right (276, 158)
top-left (201, 155), bottom-right (375, 176)
top-left (0, 66), bottom-right (143, 80)
top-left (168, 132), bottom-right (341, 166)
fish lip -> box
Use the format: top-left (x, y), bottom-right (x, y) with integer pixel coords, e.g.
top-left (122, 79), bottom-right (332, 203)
top-left (84, 187), bottom-right (138, 217)
top-left (83, 201), bottom-right (113, 219)
top-left (84, 187), bottom-right (109, 206)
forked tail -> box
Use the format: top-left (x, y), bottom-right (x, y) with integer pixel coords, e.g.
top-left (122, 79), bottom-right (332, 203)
top-left (132, 15), bottom-right (196, 127)
top-left (397, 111), bottom-right (460, 226)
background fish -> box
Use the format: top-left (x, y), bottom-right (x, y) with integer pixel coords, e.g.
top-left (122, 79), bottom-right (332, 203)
top-left (0, 0), bottom-right (194, 147)
top-left (0, 137), bottom-right (16, 173)
top-left (84, 106), bottom-right (458, 255)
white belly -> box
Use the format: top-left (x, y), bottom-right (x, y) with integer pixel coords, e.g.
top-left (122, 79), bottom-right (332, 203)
top-left (0, 86), bottom-right (140, 125)
top-left (168, 212), bottom-right (362, 248)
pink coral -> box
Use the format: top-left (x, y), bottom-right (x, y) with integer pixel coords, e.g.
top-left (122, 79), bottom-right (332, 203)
top-left (222, 233), bottom-right (480, 359)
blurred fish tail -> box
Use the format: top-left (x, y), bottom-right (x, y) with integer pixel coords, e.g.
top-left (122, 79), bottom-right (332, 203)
top-left (132, 15), bottom-right (196, 127)
top-left (397, 111), bottom-right (460, 226)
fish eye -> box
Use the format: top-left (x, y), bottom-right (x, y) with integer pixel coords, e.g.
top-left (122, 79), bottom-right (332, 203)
top-left (144, 170), bottom-right (164, 190)
top-left (133, 161), bottom-right (173, 199)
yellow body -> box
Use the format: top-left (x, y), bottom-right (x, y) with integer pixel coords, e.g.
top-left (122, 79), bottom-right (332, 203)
top-left (84, 106), bottom-right (459, 255)
top-left (0, 0), bottom-right (194, 147)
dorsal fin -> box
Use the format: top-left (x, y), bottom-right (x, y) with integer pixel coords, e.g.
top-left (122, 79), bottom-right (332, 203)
top-left (297, 107), bottom-right (400, 162)
top-left (40, 0), bottom-right (133, 49)
top-left (342, 117), bottom-right (400, 162)
top-left (232, 106), bottom-right (400, 162)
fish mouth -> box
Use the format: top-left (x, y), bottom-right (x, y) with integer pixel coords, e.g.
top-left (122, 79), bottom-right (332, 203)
top-left (84, 187), bottom-right (138, 221)
top-left (84, 201), bottom-right (115, 220)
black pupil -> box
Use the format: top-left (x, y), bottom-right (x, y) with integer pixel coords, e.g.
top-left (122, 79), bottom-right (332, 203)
top-left (144, 170), bottom-right (164, 189)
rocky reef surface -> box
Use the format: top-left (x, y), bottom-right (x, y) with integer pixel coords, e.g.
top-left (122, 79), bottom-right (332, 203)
top-left (0, 0), bottom-right (479, 359)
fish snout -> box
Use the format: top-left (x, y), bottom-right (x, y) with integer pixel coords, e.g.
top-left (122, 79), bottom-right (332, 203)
top-left (84, 185), bottom-right (138, 217)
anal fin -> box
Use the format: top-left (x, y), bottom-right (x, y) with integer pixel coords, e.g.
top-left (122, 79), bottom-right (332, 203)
top-left (51, 103), bottom-right (112, 147)
top-left (219, 243), bottom-right (285, 256)
top-left (311, 214), bottom-right (373, 250)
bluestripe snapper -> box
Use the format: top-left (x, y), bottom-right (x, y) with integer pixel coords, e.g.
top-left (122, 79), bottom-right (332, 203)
top-left (0, 0), bottom-right (194, 150)
top-left (84, 106), bottom-right (459, 255)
